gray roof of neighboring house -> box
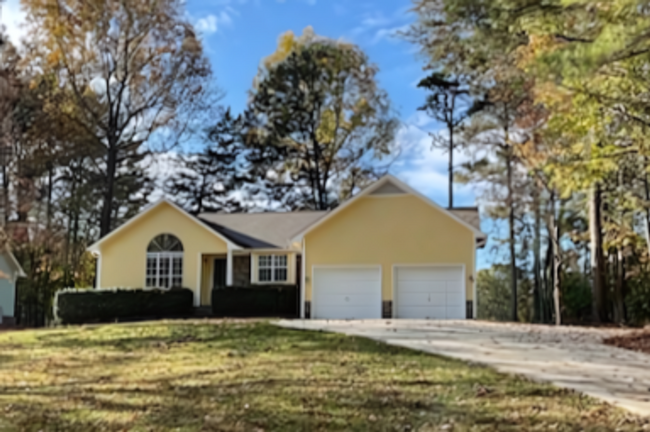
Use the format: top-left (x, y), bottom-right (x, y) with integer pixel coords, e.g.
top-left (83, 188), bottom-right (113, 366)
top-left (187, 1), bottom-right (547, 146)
top-left (199, 211), bottom-right (328, 249)
top-left (448, 208), bottom-right (483, 233)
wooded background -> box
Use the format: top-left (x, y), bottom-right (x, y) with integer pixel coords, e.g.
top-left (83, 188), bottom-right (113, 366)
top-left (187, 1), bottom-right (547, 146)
top-left (2, 0), bottom-right (650, 327)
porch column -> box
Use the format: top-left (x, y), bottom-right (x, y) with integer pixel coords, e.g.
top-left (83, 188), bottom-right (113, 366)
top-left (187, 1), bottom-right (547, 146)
top-left (226, 248), bottom-right (233, 286)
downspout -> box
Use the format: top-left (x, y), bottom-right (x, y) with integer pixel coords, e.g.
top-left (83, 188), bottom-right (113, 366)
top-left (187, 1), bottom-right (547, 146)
top-left (301, 238), bottom-right (306, 319)
top-left (473, 233), bottom-right (477, 319)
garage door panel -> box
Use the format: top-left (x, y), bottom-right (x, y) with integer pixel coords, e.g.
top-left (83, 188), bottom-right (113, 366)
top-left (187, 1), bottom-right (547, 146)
top-left (446, 292), bottom-right (465, 306)
top-left (446, 305), bottom-right (465, 319)
top-left (399, 267), bottom-right (459, 281)
top-left (324, 281), bottom-right (379, 295)
top-left (397, 305), bottom-right (447, 319)
top-left (398, 280), bottom-right (447, 293)
top-left (396, 266), bottom-right (465, 320)
top-left (313, 267), bottom-right (381, 320)
top-left (398, 292), bottom-right (447, 306)
top-left (317, 293), bottom-right (379, 307)
top-left (314, 306), bottom-right (378, 320)
top-left (397, 268), bottom-right (436, 280)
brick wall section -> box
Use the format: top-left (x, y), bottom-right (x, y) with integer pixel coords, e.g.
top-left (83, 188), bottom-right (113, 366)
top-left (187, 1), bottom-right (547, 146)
top-left (382, 301), bottom-right (392, 319)
top-left (233, 256), bottom-right (251, 287)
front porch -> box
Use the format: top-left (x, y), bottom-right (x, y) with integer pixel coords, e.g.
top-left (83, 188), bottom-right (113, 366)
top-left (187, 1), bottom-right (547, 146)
top-left (197, 251), bottom-right (300, 307)
top-left (199, 253), bottom-right (252, 306)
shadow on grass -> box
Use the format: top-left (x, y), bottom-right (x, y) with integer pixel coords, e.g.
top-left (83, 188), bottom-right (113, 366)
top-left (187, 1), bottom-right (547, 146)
top-left (31, 321), bottom-right (415, 357)
top-left (0, 321), bottom-right (644, 432)
top-left (0, 371), bottom-right (630, 432)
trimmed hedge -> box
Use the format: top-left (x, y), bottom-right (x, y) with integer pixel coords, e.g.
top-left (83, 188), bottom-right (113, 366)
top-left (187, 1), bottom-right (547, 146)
top-left (212, 285), bottom-right (298, 317)
top-left (55, 288), bottom-right (194, 324)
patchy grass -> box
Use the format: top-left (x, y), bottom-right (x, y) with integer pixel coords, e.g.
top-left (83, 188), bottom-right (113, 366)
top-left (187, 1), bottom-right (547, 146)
top-left (0, 320), bottom-right (645, 431)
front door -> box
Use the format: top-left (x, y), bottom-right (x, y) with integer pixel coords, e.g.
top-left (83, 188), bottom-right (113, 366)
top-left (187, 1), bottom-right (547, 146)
top-left (213, 258), bottom-right (227, 289)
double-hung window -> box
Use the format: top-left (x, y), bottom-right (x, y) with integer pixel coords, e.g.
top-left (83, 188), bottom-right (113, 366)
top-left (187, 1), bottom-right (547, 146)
top-left (258, 255), bottom-right (288, 283)
top-left (146, 234), bottom-right (184, 288)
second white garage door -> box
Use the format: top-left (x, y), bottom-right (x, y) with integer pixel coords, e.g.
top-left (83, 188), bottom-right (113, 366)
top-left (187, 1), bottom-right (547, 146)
top-left (395, 266), bottom-right (465, 319)
top-left (312, 267), bottom-right (382, 319)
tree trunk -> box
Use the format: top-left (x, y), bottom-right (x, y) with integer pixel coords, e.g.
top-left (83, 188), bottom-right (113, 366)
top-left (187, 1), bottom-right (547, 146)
top-left (506, 148), bottom-right (518, 322)
top-left (549, 193), bottom-right (562, 326)
top-left (542, 236), bottom-right (552, 324)
top-left (100, 145), bottom-right (118, 237)
top-left (46, 165), bottom-right (53, 229)
top-left (448, 123), bottom-right (454, 209)
top-left (589, 183), bottom-right (607, 323)
top-left (643, 158), bottom-right (650, 258)
top-left (613, 247), bottom-right (626, 324)
top-left (533, 183), bottom-right (542, 323)
top-left (2, 163), bottom-right (7, 224)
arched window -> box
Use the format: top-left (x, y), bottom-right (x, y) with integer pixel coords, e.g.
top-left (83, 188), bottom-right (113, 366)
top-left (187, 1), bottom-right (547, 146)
top-left (146, 234), bottom-right (183, 288)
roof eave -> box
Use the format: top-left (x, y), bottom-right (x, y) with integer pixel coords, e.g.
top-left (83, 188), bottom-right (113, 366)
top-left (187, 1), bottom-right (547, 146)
top-left (86, 199), bottom-right (243, 253)
top-left (292, 174), bottom-right (485, 241)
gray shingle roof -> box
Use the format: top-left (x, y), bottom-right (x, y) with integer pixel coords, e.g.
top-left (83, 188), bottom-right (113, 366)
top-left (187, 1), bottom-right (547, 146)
top-left (199, 211), bottom-right (327, 249)
top-left (199, 207), bottom-right (484, 250)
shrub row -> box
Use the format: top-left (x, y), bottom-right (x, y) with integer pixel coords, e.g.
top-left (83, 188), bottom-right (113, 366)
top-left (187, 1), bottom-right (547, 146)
top-left (55, 288), bottom-right (194, 324)
top-left (212, 285), bottom-right (298, 317)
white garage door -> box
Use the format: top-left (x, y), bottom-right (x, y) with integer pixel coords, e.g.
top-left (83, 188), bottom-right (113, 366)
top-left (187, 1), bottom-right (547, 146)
top-left (395, 266), bottom-right (465, 319)
top-left (312, 267), bottom-right (382, 319)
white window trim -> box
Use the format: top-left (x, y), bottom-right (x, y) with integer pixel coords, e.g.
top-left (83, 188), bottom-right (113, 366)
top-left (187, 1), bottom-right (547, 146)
top-left (146, 252), bottom-right (184, 289)
top-left (258, 254), bottom-right (288, 283)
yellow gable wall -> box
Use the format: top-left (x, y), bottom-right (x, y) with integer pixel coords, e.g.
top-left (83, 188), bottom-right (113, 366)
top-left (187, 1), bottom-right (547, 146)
top-left (304, 195), bottom-right (475, 301)
top-left (98, 202), bottom-right (229, 298)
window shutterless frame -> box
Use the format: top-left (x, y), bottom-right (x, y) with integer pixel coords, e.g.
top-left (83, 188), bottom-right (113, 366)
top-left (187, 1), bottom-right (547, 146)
top-left (258, 254), bottom-right (288, 283)
top-left (146, 252), bottom-right (183, 288)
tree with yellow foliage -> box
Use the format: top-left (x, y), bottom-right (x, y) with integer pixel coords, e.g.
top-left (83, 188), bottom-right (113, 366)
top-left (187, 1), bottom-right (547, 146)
top-left (20, 0), bottom-right (212, 236)
top-left (240, 27), bottom-right (399, 210)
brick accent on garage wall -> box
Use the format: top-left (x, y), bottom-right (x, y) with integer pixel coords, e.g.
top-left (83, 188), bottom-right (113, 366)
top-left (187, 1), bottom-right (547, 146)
top-left (382, 301), bottom-right (392, 319)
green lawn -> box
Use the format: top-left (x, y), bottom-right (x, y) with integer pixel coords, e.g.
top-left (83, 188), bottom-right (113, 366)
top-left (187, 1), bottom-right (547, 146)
top-left (0, 320), bottom-right (644, 431)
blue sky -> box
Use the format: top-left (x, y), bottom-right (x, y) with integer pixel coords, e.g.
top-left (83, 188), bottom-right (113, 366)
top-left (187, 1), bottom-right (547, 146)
top-left (181, 0), bottom-right (477, 206)
top-left (2, 0), bottom-right (493, 267)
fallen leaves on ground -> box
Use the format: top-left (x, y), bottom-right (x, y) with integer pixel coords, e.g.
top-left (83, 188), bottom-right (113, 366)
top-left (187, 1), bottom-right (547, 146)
top-left (0, 320), bottom-right (645, 431)
top-left (604, 328), bottom-right (650, 354)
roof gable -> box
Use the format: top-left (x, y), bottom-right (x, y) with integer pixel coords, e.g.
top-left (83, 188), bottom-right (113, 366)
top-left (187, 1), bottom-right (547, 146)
top-left (87, 199), bottom-right (241, 253)
top-left (292, 175), bottom-right (486, 241)
top-left (369, 181), bottom-right (408, 196)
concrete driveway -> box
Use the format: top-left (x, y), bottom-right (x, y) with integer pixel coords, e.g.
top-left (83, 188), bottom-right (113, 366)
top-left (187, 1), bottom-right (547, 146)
top-left (276, 319), bottom-right (650, 417)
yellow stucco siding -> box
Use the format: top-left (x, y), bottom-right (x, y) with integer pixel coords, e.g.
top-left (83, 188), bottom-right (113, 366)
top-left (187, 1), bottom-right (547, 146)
top-left (304, 195), bottom-right (475, 301)
top-left (98, 202), bottom-right (229, 297)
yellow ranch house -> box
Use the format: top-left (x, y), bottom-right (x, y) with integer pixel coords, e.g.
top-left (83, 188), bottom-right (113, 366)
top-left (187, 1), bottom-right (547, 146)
top-left (88, 175), bottom-right (486, 320)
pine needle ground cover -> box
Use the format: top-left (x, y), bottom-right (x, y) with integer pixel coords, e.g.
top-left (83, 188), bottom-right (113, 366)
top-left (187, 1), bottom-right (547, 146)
top-left (0, 320), bottom-right (644, 431)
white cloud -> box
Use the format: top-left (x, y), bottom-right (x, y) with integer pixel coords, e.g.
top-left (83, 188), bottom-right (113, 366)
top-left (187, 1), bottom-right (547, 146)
top-left (349, 8), bottom-right (411, 46)
top-left (351, 12), bottom-right (390, 36)
top-left (196, 15), bottom-right (218, 34)
top-left (1, 0), bottom-right (27, 45)
top-left (195, 10), bottom-right (234, 35)
top-left (372, 24), bottom-right (409, 45)
top-left (390, 114), bottom-right (476, 206)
